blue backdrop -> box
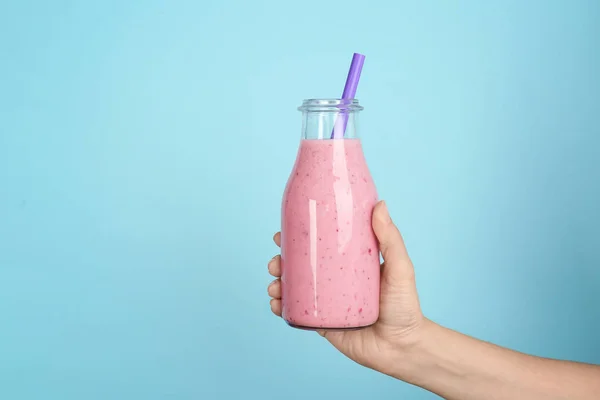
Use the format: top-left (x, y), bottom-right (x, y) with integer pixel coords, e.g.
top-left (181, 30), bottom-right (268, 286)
top-left (1, 1), bottom-right (599, 399)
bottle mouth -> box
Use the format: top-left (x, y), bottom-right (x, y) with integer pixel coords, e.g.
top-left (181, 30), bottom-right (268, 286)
top-left (298, 98), bottom-right (363, 112)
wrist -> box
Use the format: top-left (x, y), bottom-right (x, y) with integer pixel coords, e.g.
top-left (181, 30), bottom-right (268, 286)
top-left (380, 318), bottom-right (441, 383)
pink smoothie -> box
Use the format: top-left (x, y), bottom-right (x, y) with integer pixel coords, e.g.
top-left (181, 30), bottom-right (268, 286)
top-left (281, 138), bottom-right (380, 329)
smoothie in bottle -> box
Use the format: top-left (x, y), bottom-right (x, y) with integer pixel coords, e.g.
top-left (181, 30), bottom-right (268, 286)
top-left (281, 97), bottom-right (380, 330)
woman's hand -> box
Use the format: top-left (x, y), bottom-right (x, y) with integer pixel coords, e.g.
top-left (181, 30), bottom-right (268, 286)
top-left (268, 201), bottom-right (600, 400)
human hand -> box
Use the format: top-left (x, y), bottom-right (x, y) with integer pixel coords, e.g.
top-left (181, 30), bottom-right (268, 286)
top-left (268, 201), bottom-right (600, 399)
top-left (267, 201), bottom-right (426, 374)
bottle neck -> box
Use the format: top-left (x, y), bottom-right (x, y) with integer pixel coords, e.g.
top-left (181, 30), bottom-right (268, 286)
top-left (298, 99), bottom-right (362, 140)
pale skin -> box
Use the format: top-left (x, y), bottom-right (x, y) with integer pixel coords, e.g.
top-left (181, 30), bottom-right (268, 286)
top-left (267, 201), bottom-right (600, 400)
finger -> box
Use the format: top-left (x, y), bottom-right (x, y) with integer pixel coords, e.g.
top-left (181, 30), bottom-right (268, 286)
top-left (270, 299), bottom-right (282, 316)
top-left (273, 232), bottom-right (281, 247)
top-left (268, 255), bottom-right (282, 277)
top-left (372, 201), bottom-right (415, 282)
top-left (267, 279), bottom-right (281, 299)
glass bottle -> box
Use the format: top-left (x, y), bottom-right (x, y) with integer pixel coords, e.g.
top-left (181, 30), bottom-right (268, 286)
top-left (281, 99), bottom-right (380, 330)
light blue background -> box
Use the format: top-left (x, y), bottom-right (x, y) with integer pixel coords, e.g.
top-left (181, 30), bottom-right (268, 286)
top-left (1, 1), bottom-right (599, 399)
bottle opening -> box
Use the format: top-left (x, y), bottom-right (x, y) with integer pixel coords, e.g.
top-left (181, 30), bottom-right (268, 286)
top-left (299, 99), bottom-right (361, 140)
top-left (298, 99), bottom-right (364, 113)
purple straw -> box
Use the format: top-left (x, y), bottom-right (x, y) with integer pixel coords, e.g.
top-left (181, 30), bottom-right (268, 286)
top-left (331, 53), bottom-right (365, 139)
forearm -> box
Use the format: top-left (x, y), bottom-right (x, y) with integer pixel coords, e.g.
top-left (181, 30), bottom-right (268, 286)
top-left (390, 320), bottom-right (600, 400)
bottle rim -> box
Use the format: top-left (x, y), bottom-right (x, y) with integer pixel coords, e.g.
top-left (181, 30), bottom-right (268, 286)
top-left (298, 98), bottom-right (363, 113)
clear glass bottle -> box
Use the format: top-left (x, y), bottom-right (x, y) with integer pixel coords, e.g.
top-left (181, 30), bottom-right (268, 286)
top-left (281, 99), bottom-right (380, 330)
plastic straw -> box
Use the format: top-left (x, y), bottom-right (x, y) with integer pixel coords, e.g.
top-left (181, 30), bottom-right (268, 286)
top-left (331, 53), bottom-right (365, 139)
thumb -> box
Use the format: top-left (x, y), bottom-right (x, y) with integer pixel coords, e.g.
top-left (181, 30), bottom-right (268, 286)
top-left (372, 201), bottom-right (415, 284)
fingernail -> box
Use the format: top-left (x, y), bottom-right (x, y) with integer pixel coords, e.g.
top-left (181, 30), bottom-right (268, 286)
top-left (380, 201), bottom-right (391, 223)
